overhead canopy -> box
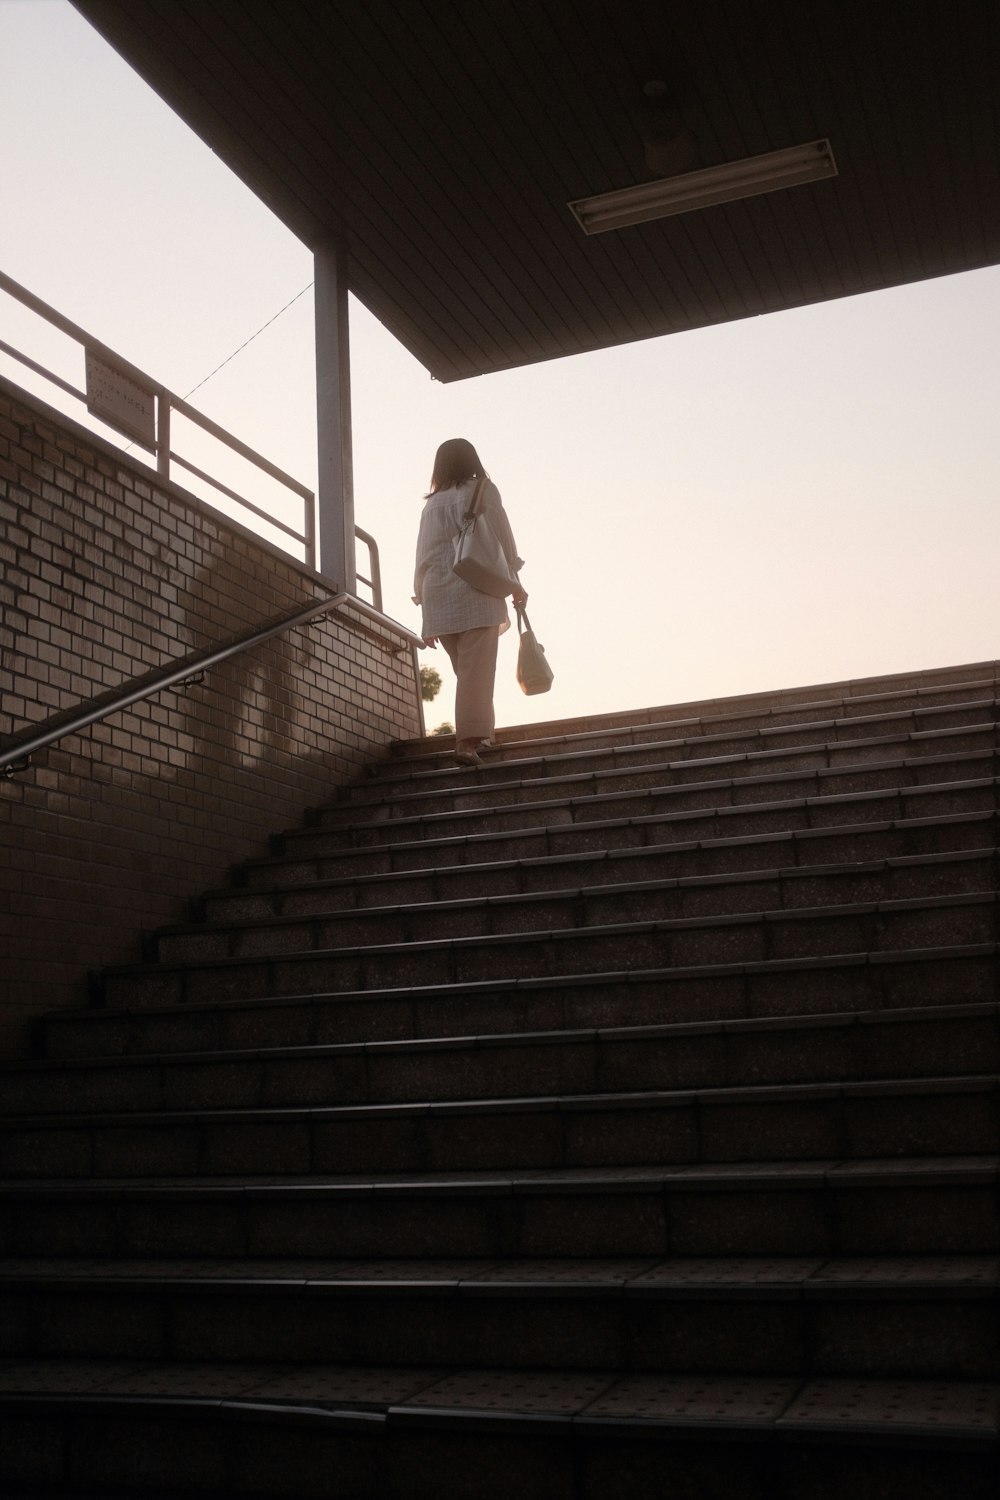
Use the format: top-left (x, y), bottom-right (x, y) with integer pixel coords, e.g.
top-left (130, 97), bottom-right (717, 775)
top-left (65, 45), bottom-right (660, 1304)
top-left (74, 0), bottom-right (1000, 383)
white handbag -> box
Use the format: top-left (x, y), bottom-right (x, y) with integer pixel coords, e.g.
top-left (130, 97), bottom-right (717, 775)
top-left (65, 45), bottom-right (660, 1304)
top-left (452, 478), bottom-right (517, 597)
top-left (515, 606), bottom-right (553, 695)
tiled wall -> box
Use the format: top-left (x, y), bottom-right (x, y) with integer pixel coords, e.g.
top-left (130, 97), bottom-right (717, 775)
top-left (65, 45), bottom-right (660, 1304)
top-left (0, 377), bottom-right (421, 1056)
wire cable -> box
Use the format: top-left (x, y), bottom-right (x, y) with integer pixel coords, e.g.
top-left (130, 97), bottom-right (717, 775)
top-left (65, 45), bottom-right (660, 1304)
top-left (180, 281), bottom-right (314, 402)
top-left (121, 280), bottom-right (314, 455)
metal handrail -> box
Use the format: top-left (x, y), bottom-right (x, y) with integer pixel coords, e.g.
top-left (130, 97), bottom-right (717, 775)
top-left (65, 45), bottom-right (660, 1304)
top-left (355, 526), bottom-right (382, 606)
top-left (0, 270), bottom-right (383, 604)
top-left (0, 595), bottom-right (424, 776)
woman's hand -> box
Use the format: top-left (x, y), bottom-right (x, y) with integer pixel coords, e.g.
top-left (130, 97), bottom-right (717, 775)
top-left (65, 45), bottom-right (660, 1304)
top-left (423, 635), bottom-right (438, 649)
top-left (511, 586), bottom-right (528, 609)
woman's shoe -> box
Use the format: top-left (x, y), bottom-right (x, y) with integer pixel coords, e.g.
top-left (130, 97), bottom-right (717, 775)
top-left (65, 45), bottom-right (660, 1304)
top-left (454, 749), bottom-right (482, 768)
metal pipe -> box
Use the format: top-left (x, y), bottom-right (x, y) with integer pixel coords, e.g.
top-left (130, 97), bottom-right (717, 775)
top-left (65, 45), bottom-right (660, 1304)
top-left (1, 272), bottom-right (314, 529)
top-left (170, 394), bottom-right (314, 499)
top-left (157, 391), bottom-right (170, 480)
top-left (0, 595), bottom-right (424, 772)
top-left (170, 453), bottom-right (308, 543)
top-left (0, 270), bottom-right (159, 393)
top-left (304, 494), bottom-right (317, 572)
top-left (0, 340), bottom-right (87, 402)
top-left (354, 527), bottom-right (382, 611)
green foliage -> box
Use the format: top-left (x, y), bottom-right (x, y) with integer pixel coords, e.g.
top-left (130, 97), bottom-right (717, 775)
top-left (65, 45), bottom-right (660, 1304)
top-left (420, 665), bottom-right (442, 702)
top-left (431, 721), bottom-right (454, 737)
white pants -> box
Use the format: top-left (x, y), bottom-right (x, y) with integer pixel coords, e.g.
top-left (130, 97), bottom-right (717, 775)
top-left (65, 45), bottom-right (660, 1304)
top-left (439, 626), bottom-right (498, 742)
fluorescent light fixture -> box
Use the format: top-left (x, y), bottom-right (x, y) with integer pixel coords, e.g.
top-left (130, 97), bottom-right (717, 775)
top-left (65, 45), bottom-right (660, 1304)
top-left (568, 139), bottom-right (837, 234)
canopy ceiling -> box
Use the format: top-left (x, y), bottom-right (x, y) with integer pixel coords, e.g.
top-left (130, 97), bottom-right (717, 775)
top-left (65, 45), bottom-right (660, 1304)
top-left (74, 0), bottom-right (1000, 382)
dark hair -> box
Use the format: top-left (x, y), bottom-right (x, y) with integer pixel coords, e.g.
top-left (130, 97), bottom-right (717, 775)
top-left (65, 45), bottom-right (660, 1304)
top-left (427, 438), bottom-right (488, 495)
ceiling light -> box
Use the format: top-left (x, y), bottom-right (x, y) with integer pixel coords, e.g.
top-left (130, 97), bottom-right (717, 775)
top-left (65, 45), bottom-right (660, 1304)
top-left (568, 139), bottom-right (837, 234)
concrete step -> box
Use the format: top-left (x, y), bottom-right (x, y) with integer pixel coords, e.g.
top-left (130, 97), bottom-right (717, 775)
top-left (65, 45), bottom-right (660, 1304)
top-left (220, 802), bottom-right (1000, 917)
top-left (381, 667), bottom-right (1000, 771)
top-left (2, 1159), bottom-right (998, 1258)
top-left (101, 891), bottom-right (1000, 1008)
top-left (244, 785), bottom-right (1000, 891)
top-left (157, 851), bottom-right (1000, 965)
top-left (2, 1074), bottom-right (998, 1179)
top-left (56, 940), bottom-right (998, 1060)
top-left (6, 1002), bottom-right (998, 1117)
top-left (2, 1366), bottom-right (997, 1500)
top-left (7, 660), bottom-right (999, 1500)
top-left (2, 1256), bottom-right (998, 1378)
top-left (347, 699), bottom-right (1000, 805)
top-left (294, 734), bottom-right (1000, 848)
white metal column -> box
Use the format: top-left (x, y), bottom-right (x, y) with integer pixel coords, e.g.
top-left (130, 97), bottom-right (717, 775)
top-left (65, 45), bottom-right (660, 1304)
top-left (314, 241), bottom-right (356, 591)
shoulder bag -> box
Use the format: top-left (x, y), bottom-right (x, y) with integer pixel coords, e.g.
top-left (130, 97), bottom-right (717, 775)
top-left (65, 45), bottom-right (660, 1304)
top-left (515, 606), bottom-right (554, 695)
top-left (452, 477), bottom-right (517, 598)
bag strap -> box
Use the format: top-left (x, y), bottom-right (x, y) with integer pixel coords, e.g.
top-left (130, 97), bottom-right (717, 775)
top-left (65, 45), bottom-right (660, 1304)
top-left (463, 475), bottom-right (488, 522)
top-left (515, 604), bottom-right (532, 635)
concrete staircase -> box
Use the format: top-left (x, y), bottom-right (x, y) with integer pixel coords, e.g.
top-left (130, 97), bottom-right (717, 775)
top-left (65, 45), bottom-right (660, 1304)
top-left (1, 660), bottom-right (999, 1499)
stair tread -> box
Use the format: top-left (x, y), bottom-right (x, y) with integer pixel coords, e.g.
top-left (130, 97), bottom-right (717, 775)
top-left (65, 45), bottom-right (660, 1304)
top-left (5, 1071), bottom-right (1000, 1130)
top-left (114, 890), bottom-right (1000, 984)
top-left (387, 671), bottom-right (1000, 764)
top-left (296, 738), bottom-right (1000, 838)
top-left (163, 858), bottom-right (1000, 951)
top-left (4, 1155), bottom-right (998, 1195)
top-left (351, 701), bottom-right (1000, 800)
top-left (8, 666), bottom-right (1000, 1492)
top-left (377, 693), bottom-right (999, 769)
top-left (221, 832), bottom-right (999, 909)
top-left (9, 998), bottom-right (998, 1077)
top-left (1, 1360), bottom-right (998, 1439)
top-left (2, 1253), bottom-right (997, 1292)
top-left (295, 750), bottom-right (995, 834)
top-left (60, 940), bottom-right (1000, 1036)
top-left (244, 799), bottom-right (1000, 889)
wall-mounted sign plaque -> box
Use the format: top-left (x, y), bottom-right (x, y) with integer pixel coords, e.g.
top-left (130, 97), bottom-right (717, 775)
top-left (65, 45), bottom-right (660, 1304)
top-left (85, 350), bottom-right (156, 448)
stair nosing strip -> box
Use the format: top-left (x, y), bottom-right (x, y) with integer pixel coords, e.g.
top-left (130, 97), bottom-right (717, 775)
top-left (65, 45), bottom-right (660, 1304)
top-left (3, 1156), bottom-right (998, 1199)
top-left (5, 1073), bottom-right (998, 1131)
top-left (18, 999), bottom-right (1000, 1077)
top-left (178, 853), bottom-right (1000, 941)
top-left (288, 747), bottom-right (999, 840)
top-left (78, 938), bottom-right (1000, 1014)
top-left (361, 698), bottom-right (999, 793)
top-left (241, 793), bottom-right (1000, 889)
top-left (126, 890), bottom-right (1000, 974)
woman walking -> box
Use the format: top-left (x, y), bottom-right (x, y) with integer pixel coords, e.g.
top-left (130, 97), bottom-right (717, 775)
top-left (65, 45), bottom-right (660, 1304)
top-left (413, 438), bottom-right (527, 767)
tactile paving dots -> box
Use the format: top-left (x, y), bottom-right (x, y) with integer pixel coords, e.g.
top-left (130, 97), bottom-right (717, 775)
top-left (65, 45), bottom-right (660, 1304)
top-left (810, 1256), bottom-right (999, 1285)
top-left (404, 1370), bottom-right (618, 1415)
top-left (582, 1375), bottom-right (801, 1423)
top-left (467, 1258), bottom-right (656, 1285)
top-left (251, 1366), bottom-right (445, 1405)
top-left (782, 1380), bottom-right (1000, 1431)
top-left (628, 1257), bottom-right (822, 1286)
top-left (0, 1360), bottom-right (145, 1393)
top-left (99, 1363), bottom-right (279, 1398)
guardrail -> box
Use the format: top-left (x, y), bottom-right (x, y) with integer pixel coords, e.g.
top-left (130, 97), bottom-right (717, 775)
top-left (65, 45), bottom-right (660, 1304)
top-left (0, 269), bottom-right (381, 607)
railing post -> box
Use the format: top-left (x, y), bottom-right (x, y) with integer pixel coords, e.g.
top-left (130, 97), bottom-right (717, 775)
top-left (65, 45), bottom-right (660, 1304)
top-left (304, 493), bottom-right (317, 572)
top-left (157, 390), bottom-right (170, 480)
top-left (314, 241), bottom-right (356, 592)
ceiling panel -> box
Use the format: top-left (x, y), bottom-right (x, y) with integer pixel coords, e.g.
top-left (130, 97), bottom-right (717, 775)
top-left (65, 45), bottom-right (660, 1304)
top-left (72, 0), bottom-right (1000, 381)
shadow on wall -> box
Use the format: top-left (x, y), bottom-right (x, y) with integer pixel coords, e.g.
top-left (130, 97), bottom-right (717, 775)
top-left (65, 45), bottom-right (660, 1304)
top-left (1, 576), bottom-right (411, 1055)
top-left (0, 381), bottom-right (420, 1057)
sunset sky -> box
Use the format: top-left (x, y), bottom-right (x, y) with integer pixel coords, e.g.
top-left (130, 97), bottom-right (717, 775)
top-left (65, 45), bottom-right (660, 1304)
top-left (3, 0), bottom-right (998, 733)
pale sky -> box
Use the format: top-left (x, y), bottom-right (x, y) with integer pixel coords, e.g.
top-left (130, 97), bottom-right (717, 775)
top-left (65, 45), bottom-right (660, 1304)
top-left (3, 0), bottom-right (998, 736)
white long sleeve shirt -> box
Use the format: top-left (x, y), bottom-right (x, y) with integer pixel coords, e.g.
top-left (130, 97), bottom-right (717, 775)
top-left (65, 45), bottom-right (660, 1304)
top-left (413, 478), bottom-right (523, 637)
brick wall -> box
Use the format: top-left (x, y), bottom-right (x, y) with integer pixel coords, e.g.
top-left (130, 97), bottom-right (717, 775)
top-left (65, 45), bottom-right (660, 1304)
top-left (0, 377), bottom-right (422, 1057)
